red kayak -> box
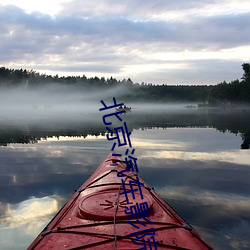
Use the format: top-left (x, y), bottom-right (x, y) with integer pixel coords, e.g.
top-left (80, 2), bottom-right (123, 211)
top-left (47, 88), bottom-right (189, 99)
top-left (28, 153), bottom-right (213, 249)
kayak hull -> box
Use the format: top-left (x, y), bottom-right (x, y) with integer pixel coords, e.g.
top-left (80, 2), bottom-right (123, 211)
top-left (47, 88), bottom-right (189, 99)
top-left (28, 153), bottom-right (213, 249)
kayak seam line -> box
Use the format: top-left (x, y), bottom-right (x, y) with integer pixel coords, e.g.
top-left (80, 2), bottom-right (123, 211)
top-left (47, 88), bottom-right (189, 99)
top-left (52, 224), bottom-right (190, 235)
top-left (79, 169), bottom-right (142, 193)
top-left (52, 229), bottom-right (191, 250)
top-left (83, 170), bottom-right (115, 188)
top-left (38, 225), bottom-right (195, 250)
top-left (56, 221), bottom-right (183, 230)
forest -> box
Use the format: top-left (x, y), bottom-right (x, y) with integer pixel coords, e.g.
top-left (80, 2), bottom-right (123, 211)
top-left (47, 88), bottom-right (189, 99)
top-left (0, 63), bottom-right (249, 104)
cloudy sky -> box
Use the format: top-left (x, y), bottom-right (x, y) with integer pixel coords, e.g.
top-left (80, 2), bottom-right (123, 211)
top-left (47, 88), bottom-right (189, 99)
top-left (0, 0), bottom-right (250, 85)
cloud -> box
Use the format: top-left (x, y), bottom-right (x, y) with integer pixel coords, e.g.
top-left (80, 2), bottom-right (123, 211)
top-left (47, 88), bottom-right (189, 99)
top-left (0, 1), bottom-right (250, 84)
top-left (58, 0), bottom-right (247, 19)
top-left (3, 5), bottom-right (248, 49)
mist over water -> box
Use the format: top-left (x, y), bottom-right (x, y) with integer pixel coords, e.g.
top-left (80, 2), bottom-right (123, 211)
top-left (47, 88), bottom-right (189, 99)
top-left (0, 84), bottom-right (197, 125)
top-left (1, 84), bottom-right (249, 148)
top-left (0, 85), bottom-right (99, 122)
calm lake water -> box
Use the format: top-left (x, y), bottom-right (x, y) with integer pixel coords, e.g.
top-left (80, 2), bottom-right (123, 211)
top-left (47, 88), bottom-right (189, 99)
top-left (0, 104), bottom-right (250, 249)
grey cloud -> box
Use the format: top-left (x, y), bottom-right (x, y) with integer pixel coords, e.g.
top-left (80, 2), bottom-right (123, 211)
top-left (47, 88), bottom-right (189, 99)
top-left (0, 3), bottom-right (249, 84)
top-left (59, 0), bottom-right (216, 18)
top-left (133, 59), bottom-right (244, 85)
top-left (1, 4), bottom-right (249, 50)
top-left (38, 64), bottom-right (121, 74)
top-left (184, 13), bottom-right (250, 49)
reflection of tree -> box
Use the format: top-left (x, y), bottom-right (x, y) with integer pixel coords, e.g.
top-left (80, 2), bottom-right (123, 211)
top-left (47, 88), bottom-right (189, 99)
top-left (201, 110), bottom-right (250, 149)
top-left (0, 131), bottom-right (38, 146)
top-left (241, 133), bottom-right (250, 149)
top-left (0, 123), bottom-right (102, 146)
top-left (0, 109), bottom-right (250, 149)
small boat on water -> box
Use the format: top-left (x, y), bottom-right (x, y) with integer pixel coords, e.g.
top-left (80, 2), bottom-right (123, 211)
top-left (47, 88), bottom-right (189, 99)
top-left (115, 107), bottom-right (132, 113)
top-left (28, 153), bottom-right (213, 249)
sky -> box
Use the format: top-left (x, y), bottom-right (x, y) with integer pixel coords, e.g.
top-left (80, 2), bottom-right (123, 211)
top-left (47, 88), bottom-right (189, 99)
top-left (0, 0), bottom-right (250, 85)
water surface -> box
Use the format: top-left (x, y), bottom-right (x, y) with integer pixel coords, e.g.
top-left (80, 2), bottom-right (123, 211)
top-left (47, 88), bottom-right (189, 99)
top-left (0, 106), bottom-right (250, 249)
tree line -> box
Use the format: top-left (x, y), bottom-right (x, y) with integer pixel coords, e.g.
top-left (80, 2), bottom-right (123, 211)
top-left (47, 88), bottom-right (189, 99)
top-left (0, 63), bottom-right (249, 104)
top-left (208, 63), bottom-right (250, 105)
top-left (1, 109), bottom-right (249, 148)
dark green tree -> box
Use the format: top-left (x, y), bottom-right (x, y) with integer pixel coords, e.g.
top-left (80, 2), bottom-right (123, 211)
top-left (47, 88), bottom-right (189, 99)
top-left (242, 63), bottom-right (250, 82)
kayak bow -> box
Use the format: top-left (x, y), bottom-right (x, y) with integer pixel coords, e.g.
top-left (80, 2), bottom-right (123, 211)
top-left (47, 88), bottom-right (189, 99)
top-left (28, 153), bottom-right (213, 249)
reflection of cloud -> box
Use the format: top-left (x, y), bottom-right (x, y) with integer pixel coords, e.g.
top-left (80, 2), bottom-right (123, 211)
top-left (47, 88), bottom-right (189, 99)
top-left (131, 128), bottom-right (249, 166)
top-left (0, 196), bottom-right (62, 250)
top-left (0, 202), bottom-right (7, 218)
top-left (6, 141), bottom-right (109, 177)
top-left (133, 140), bottom-right (185, 150)
top-left (157, 186), bottom-right (250, 216)
top-left (151, 150), bottom-right (250, 166)
top-left (0, 196), bottom-right (59, 231)
top-left (194, 223), bottom-right (250, 250)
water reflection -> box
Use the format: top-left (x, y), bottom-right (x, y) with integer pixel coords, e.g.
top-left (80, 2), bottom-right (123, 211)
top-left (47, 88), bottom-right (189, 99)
top-left (0, 196), bottom-right (59, 228)
top-left (0, 196), bottom-right (62, 250)
top-left (0, 108), bottom-right (250, 149)
top-left (0, 109), bottom-right (250, 249)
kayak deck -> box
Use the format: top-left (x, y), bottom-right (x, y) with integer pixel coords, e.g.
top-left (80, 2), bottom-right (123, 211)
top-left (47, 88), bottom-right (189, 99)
top-left (28, 153), bottom-right (213, 249)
